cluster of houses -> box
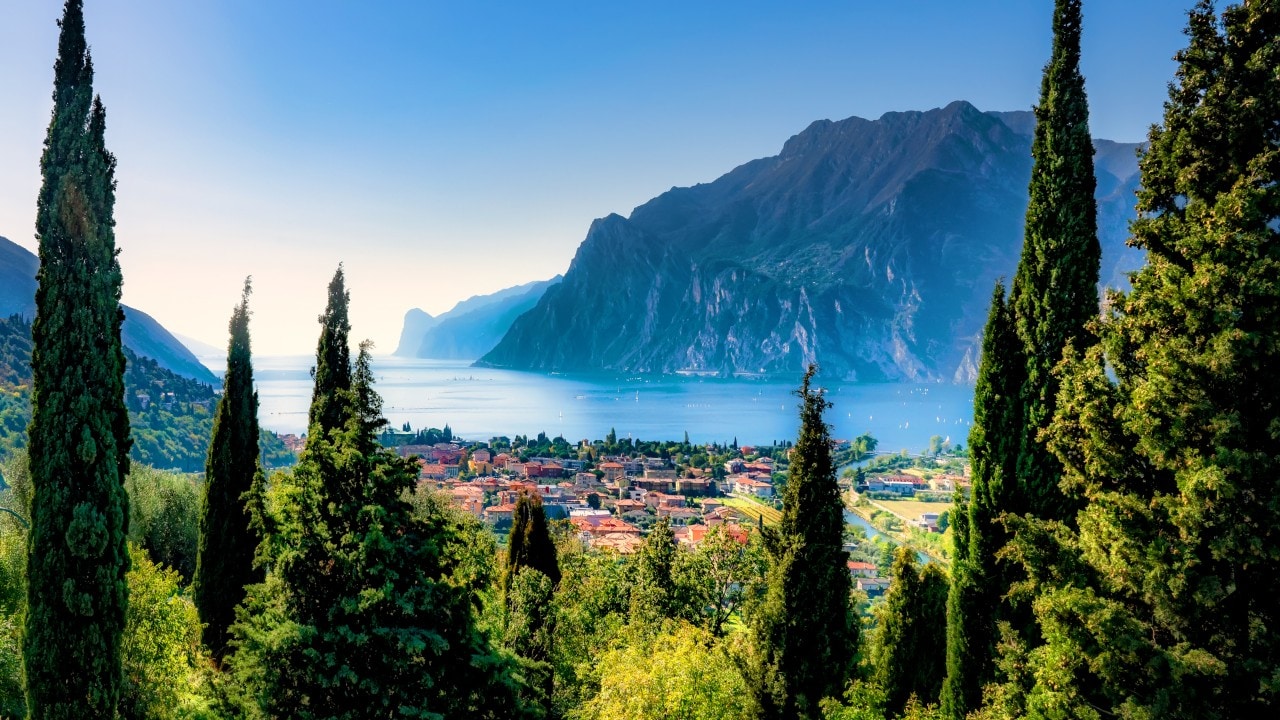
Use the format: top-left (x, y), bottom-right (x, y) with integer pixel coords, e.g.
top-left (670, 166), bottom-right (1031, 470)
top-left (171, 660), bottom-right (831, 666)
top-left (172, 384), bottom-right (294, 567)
top-left (407, 443), bottom-right (781, 555)
top-left (856, 472), bottom-right (965, 496)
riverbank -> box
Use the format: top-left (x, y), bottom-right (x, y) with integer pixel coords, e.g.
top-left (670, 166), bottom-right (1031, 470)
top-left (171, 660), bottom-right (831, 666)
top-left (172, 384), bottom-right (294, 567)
top-left (845, 492), bottom-right (949, 567)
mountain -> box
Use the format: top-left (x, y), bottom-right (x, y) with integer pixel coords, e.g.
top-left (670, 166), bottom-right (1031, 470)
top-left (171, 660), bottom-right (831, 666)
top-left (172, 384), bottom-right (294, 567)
top-left (478, 101), bottom-right (1144, 381)
top-left (0, 314), bottom-right (294, 471)
top-left (393, 309), bottom-right (439, 356)
top-left (0, 235), bottom-right (217, 384)
top-left (395, 276), bottom-right (562, 360)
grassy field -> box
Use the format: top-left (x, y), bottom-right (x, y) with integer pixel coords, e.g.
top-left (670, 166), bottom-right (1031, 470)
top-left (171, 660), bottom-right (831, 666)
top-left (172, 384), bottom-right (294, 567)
top-left (720, 496), bottom-right (783, 526)
top-left (873, 499), bottom-right (953, 523)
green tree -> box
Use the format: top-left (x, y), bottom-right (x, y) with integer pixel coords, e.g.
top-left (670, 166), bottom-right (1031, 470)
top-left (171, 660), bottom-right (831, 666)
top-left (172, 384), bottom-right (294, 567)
top-left (630, 517), bottom-right (679, 623)
top-left (940, 284), bottom-right (1021, 719)
top-left (24, 2), bottom-right (132, 716)
top-left (231, 320), bottom-right (527, 717)
top-left (504, 491), bottom-right (560, 715)
top-left (750, 366), bottom-right (857, 719)
top-left (120, 545), bottom-right (207, 720)
top-left (873, 548), bottom-right (947, 716)
top-left (674, 524), bottom-right (765, 637)
top-left (194, 278), bottom-right (266, 662)
top-left (579, 623), bottom-right (755, 720)
top-left (307, 266), bottom-right (351, 439)
top-left (505, 492), bottom-right (561, 599)
top-left (125, 466), bottom-right (200, 581)
top-left (1007, 0), bottom-right (1100, 525)
top-left (1020, 2), bottom-right (1280, 717)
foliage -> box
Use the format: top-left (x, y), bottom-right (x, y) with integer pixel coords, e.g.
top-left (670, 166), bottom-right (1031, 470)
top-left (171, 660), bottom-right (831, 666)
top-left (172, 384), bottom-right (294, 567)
top-left (630, 517), bottom-right (680, 624)
top-left (125, 466), bottom-right (201, 582)
top-left (228, 282), bottom-right (530, 718)
top-left (0, 452), bottom-right (28, 717)
top-left (1007, 0), bottom-right (1099, 524)
top-left (120, 545), bottom-right (209, 720)
top-left (24, 2), bottom-right (133, 715)
top-left (673, 524), bottom-right (767, 636)
top-left (574, 622), bottom-right (755, 720)
top-left (941, 283), bottom-right (1021, 719)
top-left (1017, 2), bottom-right (1280, 717)
top-left (505, 492), bottom-right (561, 599)
top-left (749, 366), bottom-right (857, 719)
top-left (872, 547), bottom-right (948, 716)
top-left (547, 543), bottom-right (632, 717)
top-left (194, 279), bottom-right (266, 662)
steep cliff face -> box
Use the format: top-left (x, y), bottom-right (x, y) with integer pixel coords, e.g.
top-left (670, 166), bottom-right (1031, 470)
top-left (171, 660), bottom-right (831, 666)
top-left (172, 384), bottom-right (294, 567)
top-left (479, 101), bottom-right (1142, 381)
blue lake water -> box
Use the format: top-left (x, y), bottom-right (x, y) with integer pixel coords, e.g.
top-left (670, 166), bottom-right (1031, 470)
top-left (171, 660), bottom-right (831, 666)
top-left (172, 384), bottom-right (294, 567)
top-left (241, 356), bottom-right (975, 451)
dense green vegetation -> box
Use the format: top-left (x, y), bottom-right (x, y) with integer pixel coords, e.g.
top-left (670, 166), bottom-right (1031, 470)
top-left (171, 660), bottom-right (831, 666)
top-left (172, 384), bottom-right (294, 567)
top-left (0, 314), bottom-right (293, 471)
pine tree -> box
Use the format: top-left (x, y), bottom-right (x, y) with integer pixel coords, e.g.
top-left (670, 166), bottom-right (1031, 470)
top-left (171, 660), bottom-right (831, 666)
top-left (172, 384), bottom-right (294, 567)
top-left (308, 266), bottom-right (351, 439)
top-left (940, 283), bottom-right (1021, 719)
top-left (873, 548), bottom-right (948, 716)
top-left (750, 366), bottom-right (856, 720)
top-left (1027, 2), bottom-right (1280, 716)
top-left (24, 1), bottom-right (131, 717)
top-left (1008, 0), bottom-right (1100, 523)
top-left (193, 278), bottom-right (265, 663)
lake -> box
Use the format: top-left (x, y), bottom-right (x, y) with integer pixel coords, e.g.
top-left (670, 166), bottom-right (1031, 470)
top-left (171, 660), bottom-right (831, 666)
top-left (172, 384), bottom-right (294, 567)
top-left (237, 356), bottom-right (975, 451)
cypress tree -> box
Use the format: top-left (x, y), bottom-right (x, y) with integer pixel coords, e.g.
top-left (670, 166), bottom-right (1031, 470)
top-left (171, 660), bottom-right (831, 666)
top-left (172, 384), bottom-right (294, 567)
top-left (505, 491), bottom-right (561, 599)
top-left (750, 365), bottom-right (856, 720)
top-left (24, 1), bottom-right (132, 717)
top-left (1028, 2), bottom-right (1280, 716)
top-left (940, 283), bottom-right (1021, 719)
top-left (1008, 0), bottom-right (1100, 523)
top-left (873, 549), bottom-right (949, 716)
top-left (629, 515), bottom-right (678, 622)
top-left (193, 278), bottom-right (265, 662)
top-left (308, 265), bottom-right (351, 439)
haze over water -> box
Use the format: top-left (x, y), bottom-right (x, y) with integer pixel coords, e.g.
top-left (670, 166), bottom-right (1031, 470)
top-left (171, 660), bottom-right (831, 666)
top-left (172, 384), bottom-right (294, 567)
top-left (234, 356), bottom-right (975, 452)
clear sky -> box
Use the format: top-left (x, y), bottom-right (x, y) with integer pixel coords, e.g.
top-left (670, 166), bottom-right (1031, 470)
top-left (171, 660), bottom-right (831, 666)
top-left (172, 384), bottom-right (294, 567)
top-left (0, 1), bottom-right (1192, 356)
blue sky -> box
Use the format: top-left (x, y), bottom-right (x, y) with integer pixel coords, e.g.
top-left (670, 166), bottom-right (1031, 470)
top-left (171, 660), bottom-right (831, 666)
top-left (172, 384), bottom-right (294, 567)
top-left (0, 1), bottom-right (1192, 355)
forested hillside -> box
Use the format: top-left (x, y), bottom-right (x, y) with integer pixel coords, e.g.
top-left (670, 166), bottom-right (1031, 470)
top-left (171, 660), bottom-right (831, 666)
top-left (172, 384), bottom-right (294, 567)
top-left (0, 314), bottom-right (292, 471)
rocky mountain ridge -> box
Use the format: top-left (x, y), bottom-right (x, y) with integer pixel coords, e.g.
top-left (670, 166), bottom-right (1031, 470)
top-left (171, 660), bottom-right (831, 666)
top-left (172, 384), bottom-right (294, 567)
top-left (479, 101), bottom-right (1143, 381)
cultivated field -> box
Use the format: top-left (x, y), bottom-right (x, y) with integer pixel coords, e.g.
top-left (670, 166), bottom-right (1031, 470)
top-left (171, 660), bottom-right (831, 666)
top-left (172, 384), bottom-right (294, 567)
top-left (873, 498), bottom-right (953, 523)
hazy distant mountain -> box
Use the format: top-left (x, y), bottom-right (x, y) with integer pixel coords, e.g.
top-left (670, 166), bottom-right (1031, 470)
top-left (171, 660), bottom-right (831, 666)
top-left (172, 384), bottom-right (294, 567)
top-left (479, 101), bottom-right (1144, 381)
top-left (175, 333), bottom-right (225, 361)
top-left (395, 277), bottom-right (562, 360)
top-left (0, 235), bottom-right (218, 385)
top-left (393, 309), bottom-right (439, 356)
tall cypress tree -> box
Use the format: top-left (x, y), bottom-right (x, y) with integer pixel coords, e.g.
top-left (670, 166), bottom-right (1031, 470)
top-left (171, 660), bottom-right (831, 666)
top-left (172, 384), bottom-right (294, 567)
top-left (308, 265), bottom-right (351, 439)
top-left (505, 491), bottom-right (561, 598)
top-left (750, 366), bottom-right (856, 720)
top-left (193, 278), bottom-right (265, 662)
top-left (24, 1), bottom-right (131, 717)
top-left (940, 283), bottom-right (1021, 719)
top-left (1008, 0), bottom-right (1101, 523)
top-left (1028, 2), bottom-right (1280, 716)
